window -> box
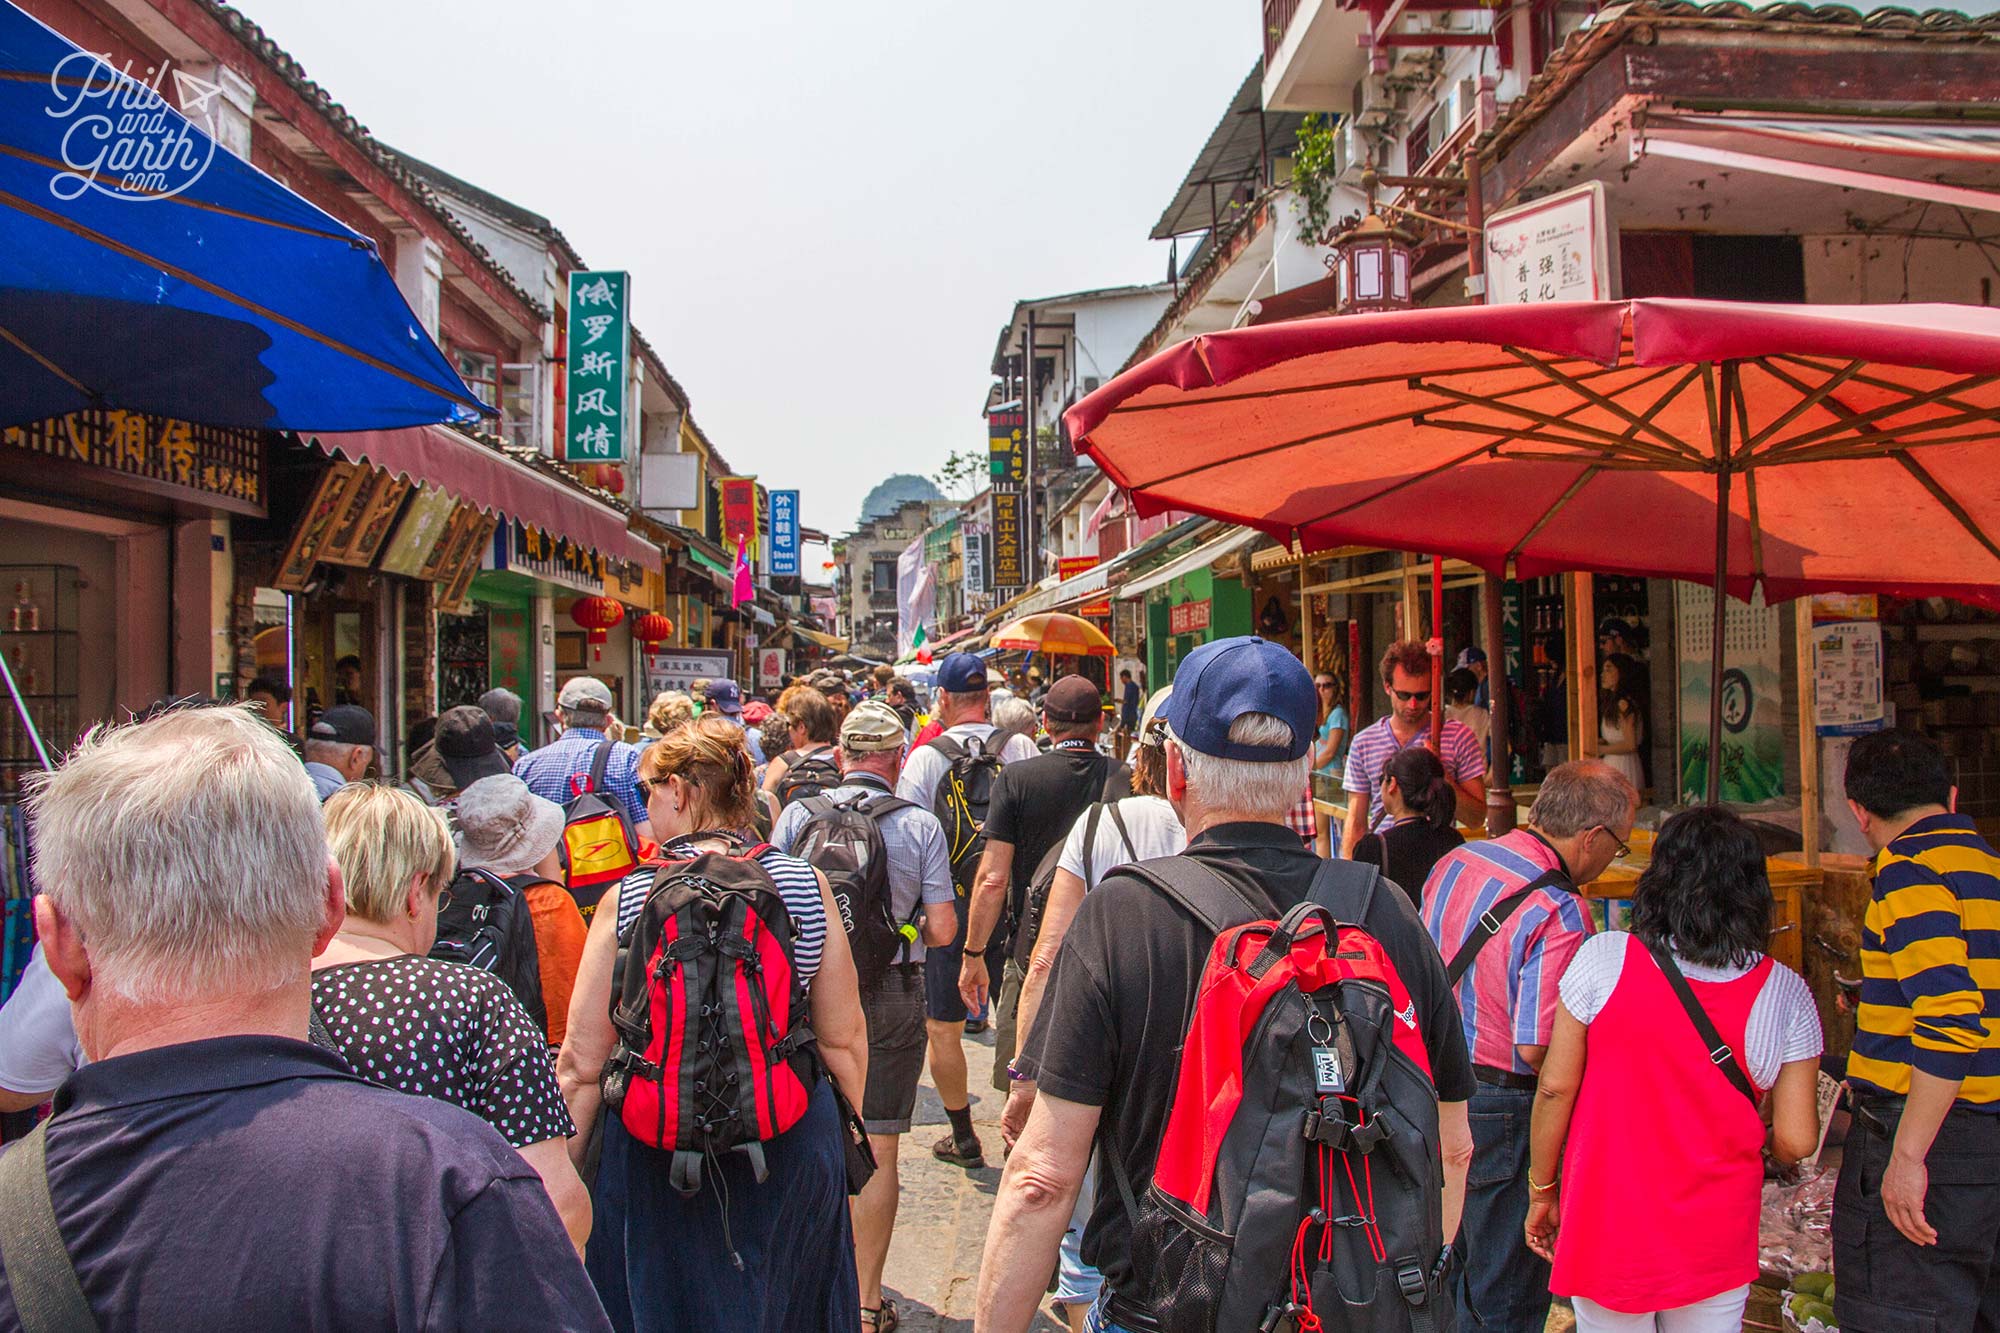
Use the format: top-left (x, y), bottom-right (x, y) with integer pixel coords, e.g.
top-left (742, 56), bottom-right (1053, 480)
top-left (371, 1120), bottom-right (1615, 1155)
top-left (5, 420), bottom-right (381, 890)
top-left (454, 348), bottom-right (498, 409)
top-left (872, 559), bottom-right (898, 589)
top-left (500, 363), bottom-right (538, 451)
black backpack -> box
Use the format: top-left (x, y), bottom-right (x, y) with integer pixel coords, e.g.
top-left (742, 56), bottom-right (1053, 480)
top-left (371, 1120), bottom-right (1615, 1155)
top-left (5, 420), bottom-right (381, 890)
top-left (1011, 767), bottom-right (1132, 970)
top-left (430, 867), bottom-right (547, 1037)
top-left (927, 733), bottom-right (1004, 893)
top-left (790, 789), bottom-right (918, 985)
top-left (600, 843), bottom-right (818, 1195)
top-left (1107, 857), bottom-right (1453, 1333)
top-left (776, 746), bottom-right (843, 810)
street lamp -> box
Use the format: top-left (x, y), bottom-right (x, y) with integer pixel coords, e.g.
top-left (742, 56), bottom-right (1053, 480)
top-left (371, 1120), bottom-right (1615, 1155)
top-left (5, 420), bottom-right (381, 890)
top-left (1331, 209), bottom-right (1418, 314)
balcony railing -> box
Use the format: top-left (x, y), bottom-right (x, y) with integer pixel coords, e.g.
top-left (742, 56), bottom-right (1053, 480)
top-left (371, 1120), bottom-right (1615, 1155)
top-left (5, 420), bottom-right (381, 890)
top-left (1264, 0), bottom-right (1303, 63)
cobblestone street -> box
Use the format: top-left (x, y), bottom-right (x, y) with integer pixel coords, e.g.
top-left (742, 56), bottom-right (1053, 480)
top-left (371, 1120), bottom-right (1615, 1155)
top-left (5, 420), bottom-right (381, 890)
top-left (880, 1029), bottom-right (1065, 1332)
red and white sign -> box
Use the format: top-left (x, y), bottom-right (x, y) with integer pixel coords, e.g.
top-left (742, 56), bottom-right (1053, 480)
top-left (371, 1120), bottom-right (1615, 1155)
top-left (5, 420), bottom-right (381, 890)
top-left (757, 648), bottom-right (787, 689)
top-left (1483, 181), bottom-right (1610, 305)
top-left (1169, 598), bottom-right (1212, 636)
top-left (1058, 555), bottom-right (1111, 618)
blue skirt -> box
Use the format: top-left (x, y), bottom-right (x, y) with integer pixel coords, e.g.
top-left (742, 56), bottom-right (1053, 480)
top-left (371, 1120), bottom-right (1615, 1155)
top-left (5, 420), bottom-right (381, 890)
top-left (586, 1079), bottom-right (861, 1333)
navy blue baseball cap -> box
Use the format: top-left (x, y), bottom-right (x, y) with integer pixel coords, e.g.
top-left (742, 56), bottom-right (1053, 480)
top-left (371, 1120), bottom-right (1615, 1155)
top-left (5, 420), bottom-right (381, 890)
top-left (706, 680), bottom-right (744, 715)
top-left (1159, 636), bottom-right (1316, 762)
top-left (936, 652), bottom-right (989, 694)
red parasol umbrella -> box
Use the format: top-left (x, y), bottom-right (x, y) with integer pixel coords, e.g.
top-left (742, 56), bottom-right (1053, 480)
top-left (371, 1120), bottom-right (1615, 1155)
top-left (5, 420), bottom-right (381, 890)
top-left (1066, 298), bottom-right (2000, 799)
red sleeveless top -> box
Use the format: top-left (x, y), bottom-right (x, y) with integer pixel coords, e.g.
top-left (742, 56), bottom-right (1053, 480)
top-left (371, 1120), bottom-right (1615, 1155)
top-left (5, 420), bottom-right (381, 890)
top-left (1550, 936), bottom-right (1773, 1313)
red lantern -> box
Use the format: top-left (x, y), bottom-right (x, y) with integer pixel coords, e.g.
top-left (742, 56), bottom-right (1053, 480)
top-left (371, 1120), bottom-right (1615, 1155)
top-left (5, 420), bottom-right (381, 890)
top-left (633, 612), bottom-right (674, 665)
top-left (597, 465), bottom-right (625, 495)
top-left (569, 596), bottom-right (624, 660)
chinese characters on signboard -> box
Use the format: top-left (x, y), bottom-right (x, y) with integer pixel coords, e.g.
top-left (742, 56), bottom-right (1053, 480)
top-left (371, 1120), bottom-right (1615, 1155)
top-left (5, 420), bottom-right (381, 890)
top-left (1810, 595), bottom-right (1885, 737)
top-left (1058, 555), bottom-right (1110, 617)
top-left (990, 491), bottom-right (1025, 593)
top-left (564, 271), bottom-right (630, 462)
top-left (5, 409), bottom-right (263, 512)
top-left (1674, 582), bottom-right (1783, 803)
top-left (1483, 182), bottom-right (1608, 305)
top-left (987, 406), bottom-right (1028, 596)
top-left (768, 489), bottom-right (800, 576)
top-left (963, 531), bottom-right (987, 598)
top-left (1169, 598), bottom-right (1212, 636)
top-left (718, 476), bottom-right (758, 555)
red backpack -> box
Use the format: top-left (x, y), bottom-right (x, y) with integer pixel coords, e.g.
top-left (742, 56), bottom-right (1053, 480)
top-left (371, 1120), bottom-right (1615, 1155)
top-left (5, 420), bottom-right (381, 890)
top-left (599, 840), bottom-right (817, 1194)
top-left (1104, 858), bottom-right (1454, 1333)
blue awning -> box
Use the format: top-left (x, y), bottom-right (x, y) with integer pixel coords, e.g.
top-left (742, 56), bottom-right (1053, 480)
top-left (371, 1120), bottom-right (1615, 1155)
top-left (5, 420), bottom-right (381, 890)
top-left (0, 1), bottom-right (489, 432)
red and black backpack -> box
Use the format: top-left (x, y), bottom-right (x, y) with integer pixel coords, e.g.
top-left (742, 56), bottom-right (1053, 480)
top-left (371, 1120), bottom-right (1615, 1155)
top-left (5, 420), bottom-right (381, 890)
top-left (599, 838), bottom-right (818, 1195)
top-left (1105, 857), bottom-right (1454, 1333)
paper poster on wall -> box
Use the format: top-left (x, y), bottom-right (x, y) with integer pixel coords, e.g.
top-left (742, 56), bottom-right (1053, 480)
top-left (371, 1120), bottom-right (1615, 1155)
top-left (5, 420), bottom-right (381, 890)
top-left (643, 648), bottom-right (735, 697)
top-left (1675, 583), bottom-right (1783, 803)
top-left (1812, 621), bottom-right (1885, 737)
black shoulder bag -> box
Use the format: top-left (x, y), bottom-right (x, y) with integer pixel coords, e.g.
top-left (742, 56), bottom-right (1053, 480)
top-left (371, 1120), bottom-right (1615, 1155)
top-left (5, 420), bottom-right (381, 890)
top-left (1443, 867), bottom-right (1573, 987)
top-left (1642, 938), bottom-right (1761, 1107)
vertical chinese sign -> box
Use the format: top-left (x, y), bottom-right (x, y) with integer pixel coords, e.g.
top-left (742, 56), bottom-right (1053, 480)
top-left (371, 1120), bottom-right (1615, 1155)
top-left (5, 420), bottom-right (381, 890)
top-left (1482, 182), bottom-right (1609, 306)
top-left (564, 271), bottom-right (631, 462)
top-left (768, 489), bottom-right (801, 577)
top-left (987, 407), bottom-right (1027, 596)
top-left (718, 477), bottom-right (759, 553)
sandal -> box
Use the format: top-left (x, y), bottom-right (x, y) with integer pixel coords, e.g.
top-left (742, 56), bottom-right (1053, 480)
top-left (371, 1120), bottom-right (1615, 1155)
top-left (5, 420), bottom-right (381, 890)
top-left (861, 1297), bottom-right (900, 1331)
top-left (931, 1130), bottom-right (987, 1169)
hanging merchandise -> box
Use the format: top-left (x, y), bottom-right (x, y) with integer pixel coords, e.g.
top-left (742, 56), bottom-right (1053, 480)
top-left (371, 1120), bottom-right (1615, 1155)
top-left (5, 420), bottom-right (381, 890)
top-left (633, 613), bottom-right (675, 666)
top-left (570, 596), bottom-right (625, 660)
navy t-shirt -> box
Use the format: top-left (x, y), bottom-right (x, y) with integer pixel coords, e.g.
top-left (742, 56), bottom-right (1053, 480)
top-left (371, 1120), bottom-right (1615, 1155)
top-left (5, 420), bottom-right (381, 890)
top-left (0, 1035), bottom-right (609, 1331)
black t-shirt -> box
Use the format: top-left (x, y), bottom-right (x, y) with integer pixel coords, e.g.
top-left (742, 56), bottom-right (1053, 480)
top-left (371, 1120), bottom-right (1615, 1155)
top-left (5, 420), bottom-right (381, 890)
top-left (1354, 820), bottom-right (1467, 913)
top-left (983, 744), bottom-right (1131, 926)
top-left (1016, 821), bottom-right (1475, 1299)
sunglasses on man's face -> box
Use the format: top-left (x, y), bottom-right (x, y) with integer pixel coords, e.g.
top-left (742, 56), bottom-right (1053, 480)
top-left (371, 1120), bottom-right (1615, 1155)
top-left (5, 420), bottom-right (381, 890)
top-left (1390, 688), bottom-right (1432, 703)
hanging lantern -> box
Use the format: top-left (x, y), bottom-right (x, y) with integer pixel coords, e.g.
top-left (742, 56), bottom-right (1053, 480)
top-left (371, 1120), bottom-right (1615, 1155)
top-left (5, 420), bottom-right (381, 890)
top-left (597, 465), bottom-right (626, 496)
top-left (1330, 211), bottom-right (1417, 315)
top-left (569, 596), bottom-right (625, 660)
top-left (633, 611), bottom-right (674, 665)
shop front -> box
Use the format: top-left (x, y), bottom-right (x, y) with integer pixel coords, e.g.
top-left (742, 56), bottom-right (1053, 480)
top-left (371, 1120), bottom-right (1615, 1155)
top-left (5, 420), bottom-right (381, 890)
top-left (1, 409), bottom-right (264, 796)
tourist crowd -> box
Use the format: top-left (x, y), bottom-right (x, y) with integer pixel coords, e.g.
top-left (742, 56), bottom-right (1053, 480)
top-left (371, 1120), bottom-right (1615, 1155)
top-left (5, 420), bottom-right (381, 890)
top-left (0, 640), bottom-right (1991, 1333)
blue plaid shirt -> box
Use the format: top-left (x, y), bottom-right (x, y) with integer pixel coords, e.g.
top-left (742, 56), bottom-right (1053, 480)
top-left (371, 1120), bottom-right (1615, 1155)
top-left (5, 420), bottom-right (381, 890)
top-left (511, 727), bottom-right (648, 828)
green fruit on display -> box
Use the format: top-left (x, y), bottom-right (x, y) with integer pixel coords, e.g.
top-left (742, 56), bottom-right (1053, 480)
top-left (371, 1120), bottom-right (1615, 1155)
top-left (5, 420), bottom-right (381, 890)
top-left (1794, 1273), bottom-right (1835, 1300)
top-left (1793, 1298), bottom-right (1835, 1327)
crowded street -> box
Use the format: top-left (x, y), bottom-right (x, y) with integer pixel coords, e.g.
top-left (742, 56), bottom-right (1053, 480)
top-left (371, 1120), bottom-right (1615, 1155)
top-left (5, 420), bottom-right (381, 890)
top-left (5, 0), bottom-right (2000, 1331)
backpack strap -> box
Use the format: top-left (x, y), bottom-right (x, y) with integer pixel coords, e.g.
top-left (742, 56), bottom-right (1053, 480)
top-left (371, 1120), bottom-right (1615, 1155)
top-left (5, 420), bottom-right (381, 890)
top-left (853, 792), bottom-right (916, 821)
top-left (1105, 801), bottom-right (1137, 864)
top-left (306, 999), bottom-right (339, 1054)
top-left (928, 735), bottom-right (966, 762)
top-left (1642, 938), bottom-right (1761, 1108)
top-left (0, 1119), bottom-right (98, 1333)
top-left (1304, 856), bottom-right (1382, 919)
top-left (1443, 867), bottom-right (1571, 988)
top-left (1109, 857), bottom-right (1266, 942)
top-left (1079, 803), bottom-right (1107, 890)
top-left (570, 737), bottom-right (617, 798)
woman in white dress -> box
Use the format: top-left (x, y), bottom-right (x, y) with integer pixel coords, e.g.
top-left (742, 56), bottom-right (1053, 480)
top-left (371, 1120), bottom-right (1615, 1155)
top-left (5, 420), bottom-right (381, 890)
top-left (1598, 653), bottom-right (1646, 793)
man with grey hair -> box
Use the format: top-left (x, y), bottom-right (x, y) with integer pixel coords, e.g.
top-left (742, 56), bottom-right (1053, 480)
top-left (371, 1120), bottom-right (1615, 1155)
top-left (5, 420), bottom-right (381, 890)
top-left (1418, 757), bottom-right (1638, 1333)
top-left (978, 637), bottom-right (1476, 1332)
top-left (513, 676), bottom-right (649, 838)
top-left (300, 703), bottom-right (374, 802)
top-left (0, 705), bottom-right (608, 1328)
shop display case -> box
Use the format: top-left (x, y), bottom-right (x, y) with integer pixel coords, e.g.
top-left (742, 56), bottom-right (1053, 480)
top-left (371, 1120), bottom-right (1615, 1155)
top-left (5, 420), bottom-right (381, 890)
top-left (0, 564), bottom-right (79, 804)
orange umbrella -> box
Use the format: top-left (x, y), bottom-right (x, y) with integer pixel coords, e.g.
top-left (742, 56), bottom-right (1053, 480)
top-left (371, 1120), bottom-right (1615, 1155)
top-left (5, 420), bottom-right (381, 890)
top-left (990, 612), bottom-right (1114, 658)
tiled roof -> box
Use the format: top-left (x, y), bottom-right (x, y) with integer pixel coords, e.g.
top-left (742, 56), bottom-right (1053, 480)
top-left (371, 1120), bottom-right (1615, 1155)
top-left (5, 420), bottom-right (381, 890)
top-left (1475, 2), bottom-right (2000, 164)
top-left (194, 0), bottom-right (549, 322)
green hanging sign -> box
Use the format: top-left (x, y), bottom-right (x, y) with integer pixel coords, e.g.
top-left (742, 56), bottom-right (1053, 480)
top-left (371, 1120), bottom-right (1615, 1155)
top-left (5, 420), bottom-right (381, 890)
top-left (563, 271), bottom-right (630, 463)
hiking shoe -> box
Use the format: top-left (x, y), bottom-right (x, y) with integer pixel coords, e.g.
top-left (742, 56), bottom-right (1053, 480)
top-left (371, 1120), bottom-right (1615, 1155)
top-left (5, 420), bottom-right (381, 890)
top-left (861, 1298), bottom-right (900, 1332)
top-left (931, 1131), bottom-right (986, 1169)
top-left (964, 1017), bottom-right (990, 1035)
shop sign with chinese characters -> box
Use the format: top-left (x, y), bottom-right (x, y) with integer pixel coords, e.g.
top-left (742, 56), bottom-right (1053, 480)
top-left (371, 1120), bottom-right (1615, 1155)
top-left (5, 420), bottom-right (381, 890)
top-left (564, 271), bottom-right (630, 463)
top-left (1483, 182), bottom-right (1609, 305)
top-left (2, 408), bottom-right (264, 514)
top-left (719, 477), bottom-right (758, 555)
top-left (768, 489), bottom-right (800, 576)
top-left (501, 521), bottom-right (604, 596)
top-left (990, 490), bottom-right (1026, 593)
top-left (1169, 598), bottom-right (1212, 636)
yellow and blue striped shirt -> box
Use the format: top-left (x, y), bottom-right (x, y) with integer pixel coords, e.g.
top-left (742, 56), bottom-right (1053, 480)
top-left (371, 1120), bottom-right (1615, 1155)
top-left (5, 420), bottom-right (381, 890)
top-left (1848, 813), bottom-right (2000, 1109)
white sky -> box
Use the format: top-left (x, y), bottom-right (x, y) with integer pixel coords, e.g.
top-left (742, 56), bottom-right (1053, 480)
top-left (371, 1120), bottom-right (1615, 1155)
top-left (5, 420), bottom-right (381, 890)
top-left (242, 1), bottom-right (1250, 537)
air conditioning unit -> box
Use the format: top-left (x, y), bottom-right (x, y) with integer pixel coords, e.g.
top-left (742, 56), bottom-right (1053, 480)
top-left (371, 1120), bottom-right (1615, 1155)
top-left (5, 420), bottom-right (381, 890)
top-left (1424, 77), bottom-right (1478, 159)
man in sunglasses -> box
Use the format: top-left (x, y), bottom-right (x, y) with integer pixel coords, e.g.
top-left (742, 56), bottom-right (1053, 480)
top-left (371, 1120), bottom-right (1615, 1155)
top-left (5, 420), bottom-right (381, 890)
top-left (1339, 641), bottom-right (1488, 860)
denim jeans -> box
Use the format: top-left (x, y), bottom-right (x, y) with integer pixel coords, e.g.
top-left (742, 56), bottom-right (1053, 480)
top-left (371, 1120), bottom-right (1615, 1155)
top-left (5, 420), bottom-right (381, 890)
top-left (1084, 1298), bottom-right (1139, 1333)
top-left (1456, 1083), bottom-right (1552, 1333)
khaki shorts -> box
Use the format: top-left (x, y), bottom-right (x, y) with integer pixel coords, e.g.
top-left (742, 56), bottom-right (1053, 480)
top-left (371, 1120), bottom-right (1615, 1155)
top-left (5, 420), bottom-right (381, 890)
top-left (990, 957), bottom-right (1027, 1092)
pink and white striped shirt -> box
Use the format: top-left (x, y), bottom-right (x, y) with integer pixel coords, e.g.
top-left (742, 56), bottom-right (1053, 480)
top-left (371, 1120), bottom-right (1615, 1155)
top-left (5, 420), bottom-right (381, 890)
top-left (1421, 828), bottom-right (1594, 1077)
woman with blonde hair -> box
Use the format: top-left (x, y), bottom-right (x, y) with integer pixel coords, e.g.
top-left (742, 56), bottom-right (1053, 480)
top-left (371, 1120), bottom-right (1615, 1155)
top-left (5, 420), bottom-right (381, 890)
top-left (643, 690), bottom-right (695, 740)
top-left (559, 715), bottom-right (869, 1332)
top-left (313, 783), bottom-right (590, 1250)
